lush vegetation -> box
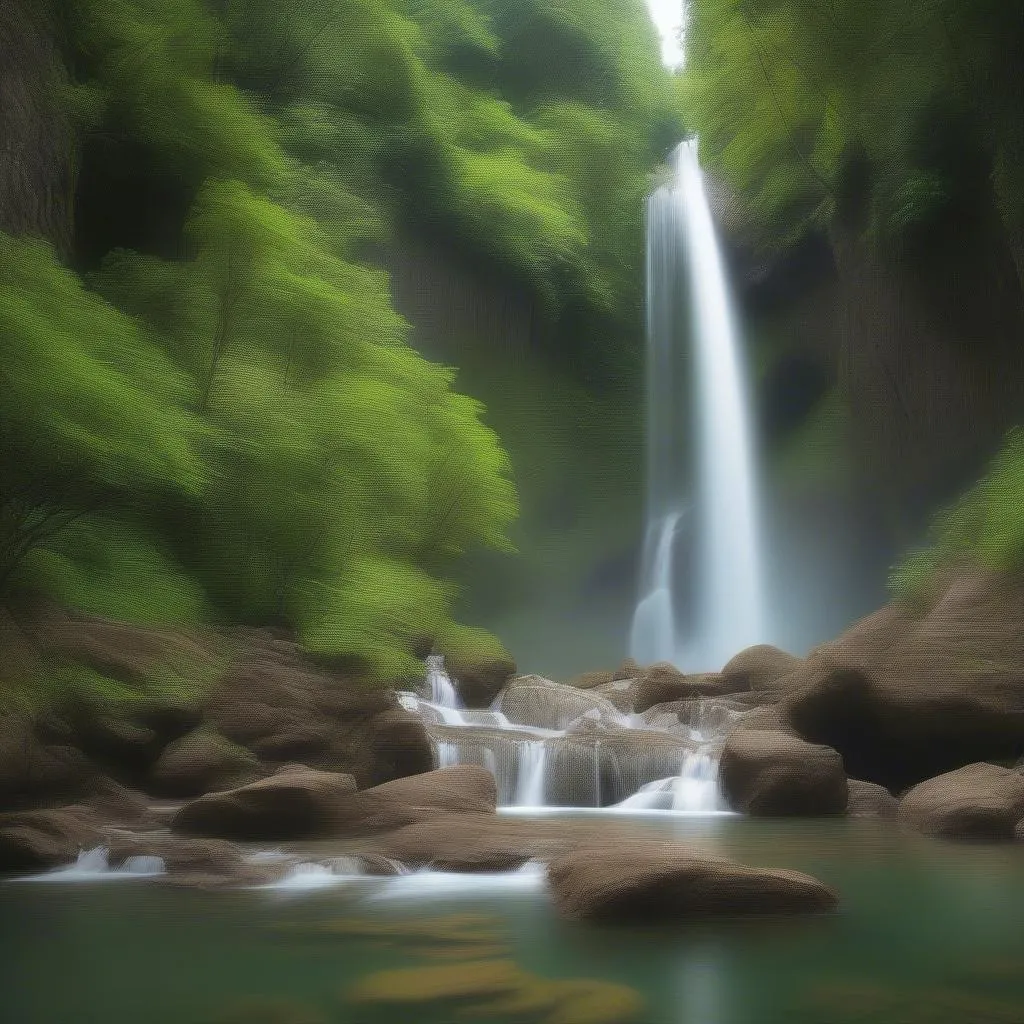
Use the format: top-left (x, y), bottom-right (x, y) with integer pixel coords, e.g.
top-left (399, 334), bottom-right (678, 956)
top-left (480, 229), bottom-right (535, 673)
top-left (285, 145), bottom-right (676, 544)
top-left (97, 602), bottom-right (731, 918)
top-left (0, 0), bottom-right (675, 680)
top-left (682, 0), bottom-right (1024, 266)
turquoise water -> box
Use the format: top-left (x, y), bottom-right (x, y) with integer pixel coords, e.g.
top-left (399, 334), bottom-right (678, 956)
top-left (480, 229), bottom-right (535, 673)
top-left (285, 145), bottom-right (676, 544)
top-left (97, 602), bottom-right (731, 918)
top-left (2, 814), bottom-right (1023, 1024)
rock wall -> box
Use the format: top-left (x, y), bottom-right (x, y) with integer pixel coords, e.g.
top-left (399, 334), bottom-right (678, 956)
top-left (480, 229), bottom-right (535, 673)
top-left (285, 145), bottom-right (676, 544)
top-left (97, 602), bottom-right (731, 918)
top-left (0, 1), bottom-right (74, 252)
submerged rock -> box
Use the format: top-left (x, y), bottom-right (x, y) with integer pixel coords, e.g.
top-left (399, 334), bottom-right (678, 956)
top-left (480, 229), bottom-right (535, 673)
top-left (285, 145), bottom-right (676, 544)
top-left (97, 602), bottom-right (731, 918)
top-left (719, 729), bottom-right (848, 816)
top-left (898, 762), bottom-right (1024, 841)
top-left (546, 842), bottom-right (838, 922)
top-left (347, 960), bottom-right (526, 1005)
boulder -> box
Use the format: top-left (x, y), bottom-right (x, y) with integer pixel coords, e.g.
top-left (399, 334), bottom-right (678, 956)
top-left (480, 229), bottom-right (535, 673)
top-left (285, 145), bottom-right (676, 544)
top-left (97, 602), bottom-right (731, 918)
top-left (171, 765), bottom-right (358, 840)
top-left (448, 655), bottom-right (516, 709)
top-left (784, 572), bottom-right (1024, 790)
top-left (546, 842), bottom-right (838, 922)
top-left (720, 729), bottom-right (847, 816)
top-left (845, 779), bottom-right (898, 818)
top-left (0, 805), bottom-right (102, 872)
top-left (630, 665), bottom-right (739, 712)
top-left (898, 762), bottom-right (1024, 841)
top-left (172, 764), bottom-right (495, 841)
top-left (148, 729), bottom-right (259, 798)
top-left (721, 645), bottom-right (803, 697)
top-left (359, 708), bottom-right (435, 787)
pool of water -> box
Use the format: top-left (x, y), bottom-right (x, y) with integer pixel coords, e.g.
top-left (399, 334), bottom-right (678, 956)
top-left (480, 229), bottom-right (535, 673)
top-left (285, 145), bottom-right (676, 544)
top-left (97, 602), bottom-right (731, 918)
top-left (2, 813), bottom-right (1023, 1023)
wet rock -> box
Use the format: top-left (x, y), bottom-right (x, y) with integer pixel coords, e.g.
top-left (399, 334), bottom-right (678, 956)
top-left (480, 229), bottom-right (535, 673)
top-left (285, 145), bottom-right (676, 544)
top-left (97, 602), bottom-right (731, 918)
top-left (721, 644), bottom-right (803, 695)
top-left (898, 762), bottom-right (1024, 841)
top-left (149, 729), bottom-right (259, 798)
top-left (546, 842), bottom-right (838, 922)
top-left (845, 779), bottom-right (898, 818)
top-left (720, 728), bottom-right (847, 816)
top-left (171, 765), bottom-right (358, 840)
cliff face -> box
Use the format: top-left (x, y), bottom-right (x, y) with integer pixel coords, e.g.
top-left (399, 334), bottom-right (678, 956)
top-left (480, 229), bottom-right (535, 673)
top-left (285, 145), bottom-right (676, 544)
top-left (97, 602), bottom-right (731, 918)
top-left (0, 1), bottom-right (74, 252)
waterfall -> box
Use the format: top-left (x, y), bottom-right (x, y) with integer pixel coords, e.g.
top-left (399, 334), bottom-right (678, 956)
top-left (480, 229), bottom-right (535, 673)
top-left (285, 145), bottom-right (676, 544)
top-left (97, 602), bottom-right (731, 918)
top-left (630, 139), bottom-right (765, 671)
top-left (426, 653), bottom-right (461, 711)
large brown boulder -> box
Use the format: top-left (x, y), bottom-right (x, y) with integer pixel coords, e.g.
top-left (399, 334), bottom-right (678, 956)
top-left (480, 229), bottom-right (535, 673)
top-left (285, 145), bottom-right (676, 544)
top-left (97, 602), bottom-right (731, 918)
top-left (0, 805), bottom-right (102, 872)
top-left (172, 765), bottom-right (495, 842)
top-left (546, 842), bottom-right (838, 922)
top-left (630, 662), bottom-right (745, 713)
top-left (148, 729), bottom-right (259, 798)
top-left (721, 645), bottom-right (803, 698)
top-left (171, 765), bottom-right (358, 840)
top-left (720, 729), bottom-right (848, 816)
top-left (898, 762), bottom-right (1024, 841)
top-left (203, 638), bottom-right (432, 788)
top-left (784, 572), bottom-right (1024, 790)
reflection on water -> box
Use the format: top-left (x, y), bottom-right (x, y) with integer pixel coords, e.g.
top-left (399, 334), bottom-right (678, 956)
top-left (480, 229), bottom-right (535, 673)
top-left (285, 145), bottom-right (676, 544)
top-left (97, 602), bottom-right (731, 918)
top-left (1, 816), bottom-right (1023, 1024)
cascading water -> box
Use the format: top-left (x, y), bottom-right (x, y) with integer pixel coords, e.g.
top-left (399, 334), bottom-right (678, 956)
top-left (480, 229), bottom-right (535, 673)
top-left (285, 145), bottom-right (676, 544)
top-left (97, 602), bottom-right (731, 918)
top-left (630, 139), bottom-right (766, 672)
top-left (397, 657), bottom-right (749, 812)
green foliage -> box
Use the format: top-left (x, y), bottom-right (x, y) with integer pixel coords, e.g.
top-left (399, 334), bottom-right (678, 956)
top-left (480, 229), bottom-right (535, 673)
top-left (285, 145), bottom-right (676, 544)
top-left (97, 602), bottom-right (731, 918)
top-left (682, 0), bottom-right (1024, 261)
top-left (890, 430), bottom-right (1024, 602)
top-left (2, 0), bottom-right (675, 681)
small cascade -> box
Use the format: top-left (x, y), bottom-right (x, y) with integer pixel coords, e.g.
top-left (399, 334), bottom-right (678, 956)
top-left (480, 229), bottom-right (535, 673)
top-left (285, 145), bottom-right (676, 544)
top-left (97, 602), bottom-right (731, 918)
top-left (426, 653), bottom-right (460, 710)
top-left (398, 657), bottom-right (747, 811)
top-left (515, 741), bottom-right (548, 806)
top-left (19, 846), bottom-right (167, 882)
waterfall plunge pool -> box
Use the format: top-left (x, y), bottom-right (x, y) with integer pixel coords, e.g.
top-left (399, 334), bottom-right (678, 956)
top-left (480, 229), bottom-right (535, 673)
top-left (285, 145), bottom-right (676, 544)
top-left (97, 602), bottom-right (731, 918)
top-left (3, 814), bottom-right (1023, 1024)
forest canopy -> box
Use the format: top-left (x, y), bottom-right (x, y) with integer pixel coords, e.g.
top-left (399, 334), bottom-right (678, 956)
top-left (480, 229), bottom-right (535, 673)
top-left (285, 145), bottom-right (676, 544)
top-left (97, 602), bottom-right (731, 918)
top-left (0, 0), bottom-right (677, 679)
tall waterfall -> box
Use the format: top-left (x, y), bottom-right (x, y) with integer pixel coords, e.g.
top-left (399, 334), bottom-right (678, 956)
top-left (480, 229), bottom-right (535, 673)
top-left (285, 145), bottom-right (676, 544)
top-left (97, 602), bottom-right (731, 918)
top-left (630, 139), bottom-right (765, 671)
